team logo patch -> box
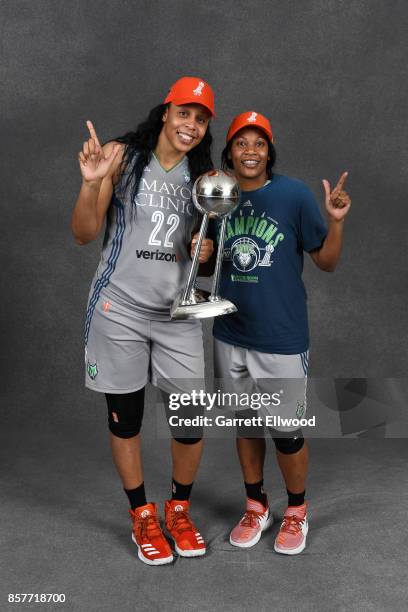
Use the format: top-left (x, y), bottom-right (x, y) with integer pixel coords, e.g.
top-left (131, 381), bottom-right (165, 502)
top-left (193, 81), bottom-right (205, 96)
top-left (174, 505), bottom-right (183, 512)
top-left (141, 510), bottom-right (150, 518)
top-left (296, 401), bottom-right (305, 418)
top-left (247, 112), bottom-right (257, 123)
top-left (87, 360), bottom-right (98, 380)
top-left (231, 237), bottom-right (260, 272)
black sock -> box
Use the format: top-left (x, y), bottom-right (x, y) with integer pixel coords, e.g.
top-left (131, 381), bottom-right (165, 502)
top-left (245, 480), bottom-right (267, 507)
top-left (124, 483), bottom-right (147, 510)
top-left (287, 489), bottom-right (305, 507)
top-left (172, 478), bottom-right (193, 501)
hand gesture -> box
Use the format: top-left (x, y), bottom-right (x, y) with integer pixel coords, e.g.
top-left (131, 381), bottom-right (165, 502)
top-left (322, 172), bottom-right (351, 221)
top-left (191, 234), bottom-right (214, 263)
top-left (78, 120), bottom-right (121, 183)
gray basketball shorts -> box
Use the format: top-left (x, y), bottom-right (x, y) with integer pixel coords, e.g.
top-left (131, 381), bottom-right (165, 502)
top-left (214, 338), bottom-right (308, 433)
top-left (84, 292), bottom-right (205, 395)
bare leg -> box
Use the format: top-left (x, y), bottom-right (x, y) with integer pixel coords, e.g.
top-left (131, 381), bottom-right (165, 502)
top-left (109, 433), bottom-right (143, 490)
top-left (236, 437), bottom-right (266, 483)
top-left (275, 442), bottom-right (308, 494)
top-left (171, 439), bottom-right (203, 484)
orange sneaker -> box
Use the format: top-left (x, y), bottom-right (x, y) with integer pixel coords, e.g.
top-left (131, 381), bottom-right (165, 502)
top-left (274, 503), bottom-right (308, 555)
top-left (129, 502), bottom-right (173, 565)
top-left (164, 499), bottom-right (206, 557)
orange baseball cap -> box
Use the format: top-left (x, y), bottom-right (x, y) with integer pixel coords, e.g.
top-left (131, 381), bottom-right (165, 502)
top-left (164, 76), bottom-right (215, 117)
top-left (226, 111), bottom-right (273, 143)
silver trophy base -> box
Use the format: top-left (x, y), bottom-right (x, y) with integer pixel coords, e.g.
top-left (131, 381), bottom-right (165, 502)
top-left (170, 289), bottom-right (237, 320)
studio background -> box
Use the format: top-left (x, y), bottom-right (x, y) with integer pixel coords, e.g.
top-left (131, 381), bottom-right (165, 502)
top-left (1, 1), bottom-right (407, 611)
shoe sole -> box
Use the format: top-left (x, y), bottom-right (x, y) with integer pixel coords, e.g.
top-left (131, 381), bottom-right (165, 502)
top-left (274, 522), bottom-right (309, 555)
top-left (174, 542), bottom-right (206, 557)
top-left (229, 511), bottom-right (273, 549)
top-left (132, 533), bottom-right (174, 566)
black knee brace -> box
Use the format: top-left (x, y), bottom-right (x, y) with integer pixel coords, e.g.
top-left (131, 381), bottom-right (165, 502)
top-left (273, 429), bottom-right (304, 454)
top-left (105, 388), bottom-right (145, 439)
top-left (173, 437), bottom-right (202, 445)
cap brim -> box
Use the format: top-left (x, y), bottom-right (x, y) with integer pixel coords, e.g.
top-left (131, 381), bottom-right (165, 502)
top-left (165, 96), bottom-right (215, 118)
top-left (227, 124), bottom-right (272, 143)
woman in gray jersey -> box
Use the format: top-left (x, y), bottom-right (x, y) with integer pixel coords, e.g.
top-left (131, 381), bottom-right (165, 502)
top-left (71, 77), bottom-right (215, 565)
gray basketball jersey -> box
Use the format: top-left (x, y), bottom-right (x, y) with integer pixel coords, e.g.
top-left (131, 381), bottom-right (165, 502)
top-left (85, 153), bottom-right (198, 334)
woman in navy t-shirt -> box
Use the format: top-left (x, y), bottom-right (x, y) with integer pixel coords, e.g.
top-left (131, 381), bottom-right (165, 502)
top-left (213, 111), bottom-right (351, 554)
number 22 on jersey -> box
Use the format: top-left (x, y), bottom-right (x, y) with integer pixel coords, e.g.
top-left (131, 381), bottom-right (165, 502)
top-left (148, 211), bottom-right (180, 248)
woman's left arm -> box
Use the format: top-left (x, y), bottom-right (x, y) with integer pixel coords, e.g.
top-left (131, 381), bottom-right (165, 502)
top-left (310, 172), bottom-right (351, 272)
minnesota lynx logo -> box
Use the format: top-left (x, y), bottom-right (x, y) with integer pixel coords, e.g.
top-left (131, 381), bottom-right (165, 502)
top-left (230, 237), bottom-right (274, 272)
top-left (247, 112), bottom-right (257, 122)
top-left (296, 401), bottom-right (306, 418)
top-left (231, 237), bottom-right (260, 272)
top-left (87, 360), bottom-right (98, 380)
top-left (193, 81), bottom-right (205, 96)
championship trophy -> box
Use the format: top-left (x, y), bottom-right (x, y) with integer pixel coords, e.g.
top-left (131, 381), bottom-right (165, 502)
top-left (170, 170), bottom-right (241, 320)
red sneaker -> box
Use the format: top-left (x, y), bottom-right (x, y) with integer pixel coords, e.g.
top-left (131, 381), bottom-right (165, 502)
top-left (165, 499), bottom-right (206, 557)
top-left (274, 503), bottom-right (308, 555)
top-left (129, 502), bottom-right (173, 565)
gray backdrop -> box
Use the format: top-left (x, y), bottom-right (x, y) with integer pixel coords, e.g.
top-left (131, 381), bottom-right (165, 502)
top-left (1, 1), bottom-right (408, 611)
top-left (2, 0), bottom-right (407, 403)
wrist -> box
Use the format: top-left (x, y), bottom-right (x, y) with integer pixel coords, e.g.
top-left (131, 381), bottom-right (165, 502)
top-left (328, 216), bottom-right (345, 226)
top-left (82, 178), bottom-right (102, 190)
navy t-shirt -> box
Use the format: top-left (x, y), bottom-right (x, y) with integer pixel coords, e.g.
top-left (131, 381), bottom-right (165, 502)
top-left (212, 174), bottom-right (327, 354)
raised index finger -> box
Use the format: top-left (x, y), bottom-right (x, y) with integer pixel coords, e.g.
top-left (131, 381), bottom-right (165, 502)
top-left (86, 120), bottom-right (101, 148)
top-left (333, 171), bottom-right (348, 195)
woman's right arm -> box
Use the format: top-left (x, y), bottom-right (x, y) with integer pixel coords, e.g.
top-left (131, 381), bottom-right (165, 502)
top-left (71, 121), bottom-right (123, 245)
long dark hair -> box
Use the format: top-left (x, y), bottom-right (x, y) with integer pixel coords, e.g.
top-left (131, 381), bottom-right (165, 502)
top-left (112, 103), bottom-right (213, 209)
top-left (221, 137), bottom-right (276, 179)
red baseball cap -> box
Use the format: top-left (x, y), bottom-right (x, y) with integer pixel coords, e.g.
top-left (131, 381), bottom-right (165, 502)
top-left (226, 111), bottom-right (273, 143)
top-left (164, 76), bottom-right (215, 117)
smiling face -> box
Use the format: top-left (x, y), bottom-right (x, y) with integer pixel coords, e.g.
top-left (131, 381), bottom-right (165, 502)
top-left (161, 102), bottom-right (211, 153)
top-left (229, 127), bottom-right (269, 189)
